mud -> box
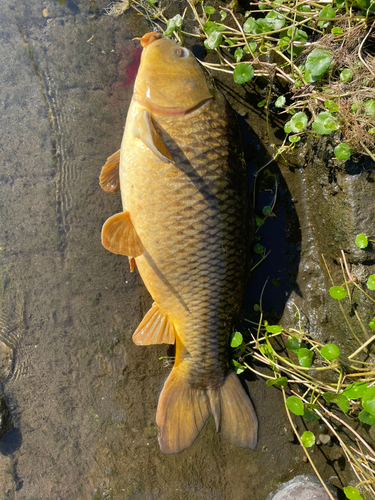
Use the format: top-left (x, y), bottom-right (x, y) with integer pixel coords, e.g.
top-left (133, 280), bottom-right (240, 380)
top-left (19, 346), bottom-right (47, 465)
top-left (0, 1), bottom-right (373, 499)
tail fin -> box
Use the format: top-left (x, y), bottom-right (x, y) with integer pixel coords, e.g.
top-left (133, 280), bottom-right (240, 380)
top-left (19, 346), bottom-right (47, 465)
top-left (156, 369), bottom-right (257, 454)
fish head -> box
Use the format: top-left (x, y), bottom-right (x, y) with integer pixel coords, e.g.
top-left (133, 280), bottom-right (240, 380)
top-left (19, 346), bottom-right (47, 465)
top-left (134, 32), bottom-right (212, 115)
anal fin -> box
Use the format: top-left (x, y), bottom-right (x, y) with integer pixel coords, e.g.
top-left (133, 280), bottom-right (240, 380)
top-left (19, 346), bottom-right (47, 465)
top-left (133, 302), bottom-right (176, 345)
top-left (102, 211), bottom-right (143, 257)
top-left (99, 149), bottom-right (120, 192)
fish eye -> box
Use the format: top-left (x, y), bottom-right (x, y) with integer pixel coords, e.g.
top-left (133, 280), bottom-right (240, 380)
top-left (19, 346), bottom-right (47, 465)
top-left (175, 47), bottom-right (189, 58)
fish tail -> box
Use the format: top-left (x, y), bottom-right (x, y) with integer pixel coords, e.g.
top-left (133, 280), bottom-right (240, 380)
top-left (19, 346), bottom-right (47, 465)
top-left (156, 369), bottom-right (257, 454)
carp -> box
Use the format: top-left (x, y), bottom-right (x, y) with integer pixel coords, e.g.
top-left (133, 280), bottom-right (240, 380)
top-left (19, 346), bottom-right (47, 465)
top-left (100, 32), bottom-right (257, 454)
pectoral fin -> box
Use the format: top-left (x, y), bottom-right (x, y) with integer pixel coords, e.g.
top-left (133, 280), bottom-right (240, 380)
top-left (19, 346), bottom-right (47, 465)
top-left (137, 110), bottom-right (174, 163)
top-left (133, 302), bottom-right (176, 345)
top-left (102, 211), bottom-right (143, 256)
top-left (99, 150), bottom-right (120, 192)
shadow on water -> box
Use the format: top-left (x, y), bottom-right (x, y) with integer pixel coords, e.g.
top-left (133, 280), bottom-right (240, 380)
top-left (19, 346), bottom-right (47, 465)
top-left (0, 428), bottom-right (22, 456)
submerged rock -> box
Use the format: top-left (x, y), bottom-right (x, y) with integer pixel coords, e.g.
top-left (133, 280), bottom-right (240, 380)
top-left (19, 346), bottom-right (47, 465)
top-left (266, 474), bottom-right (339, 500)
top-left (0, 394), bottom-right (13, 441)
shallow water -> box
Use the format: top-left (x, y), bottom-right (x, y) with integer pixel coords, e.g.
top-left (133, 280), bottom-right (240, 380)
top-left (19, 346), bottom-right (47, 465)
top-left (0, 1), bottom-right (356, 499)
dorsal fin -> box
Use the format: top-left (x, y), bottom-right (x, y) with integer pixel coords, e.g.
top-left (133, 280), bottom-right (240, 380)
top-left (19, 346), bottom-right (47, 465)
top-left (99, 149), bottom-right (120, 192)
top-left (102, 211), bottom-right (143, 256)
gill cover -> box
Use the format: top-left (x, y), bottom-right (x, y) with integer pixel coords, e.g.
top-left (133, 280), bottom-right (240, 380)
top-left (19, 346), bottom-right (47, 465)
top-left (134, 32), bottom-right (212, 114)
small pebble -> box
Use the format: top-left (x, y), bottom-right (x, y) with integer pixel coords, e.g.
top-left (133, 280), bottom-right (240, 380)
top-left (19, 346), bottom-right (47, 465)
top-left (319, 434), bottom-right (331, 445)
top-left (42, 8), bottom-right (48, 17)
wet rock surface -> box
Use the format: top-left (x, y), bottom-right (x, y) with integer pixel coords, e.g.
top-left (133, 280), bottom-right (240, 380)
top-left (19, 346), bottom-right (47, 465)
top-left (266, 474), bottom-right (339, 500)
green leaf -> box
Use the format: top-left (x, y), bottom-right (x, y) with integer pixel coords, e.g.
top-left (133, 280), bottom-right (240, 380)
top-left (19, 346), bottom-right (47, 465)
top-left (262, 205), bottom-right (272, 215)
top-left (284, 112), bottom-right (308, 134)
top-left (297, 348), bottom-right (313, 367)
top-left (332, 27), bottom-right (343, 34)
top-left (303, 408), bottom-right (320, 421)
top-left (367, 275), bottom-right (375, 290)
top-left (334, 143), bottom-right (352, 161)
top-left (286, 396), bottom-right (304, 415)
top-left (305, 48), bottom-right (333, 83)
top-left (369, 318), bottom-right (375, 330)
top-left (260, 344), bottom-right (275, 363)
top-left (359, 410), bottom-right (375, 425)
top-left (220, 10), bottom-right (227, 21)
top-left (329, 286), bottom-right (347, 300)
top-left (351, 103), bottom-right (359, 113)
top-left (234, 48), bottom-right (243, 62)
top-left (318, 6), bottom-right (336, 28)
top-left (204, 6), bottom-right (216, 15)
top-left (369, 127), bottom-right (375, 135)
top-left (355, 233), bottom-right (368, 248)
top-left (343, 382), bottom-right (368, 399)
top-left (301, 430), bottom-right (315, 447)
top-left (266, 376), bottom-right (288, 387)
top-left (243, 17), bottom-right (262, 34)
top-left (321, 343), bottom-right (340, 361)
top-left (343, 486), bottom-right (364, 500)
top-left (243, 41), bottom-right (257, 54)
top-left (233, 63), bottom-right (254, 84)
top-left (340, 68), bottom-right (353, 82)
top-left (286, 27), bottom-right (308, 56)
top-left (289, 136), bottom-right (301, 144)
top-left (163, 14), bottom-right (183, 36)
top-left (312, 112), bottom-right (339, 135)
top-left (265, 11), bottom-right (286, 30)
top-left (204, 31), bottom-right (223, 50)
top-left (232, 359), bottom-right (245, 374)
top-left (255, 215), bottom-right (264, 226)
top-left (324, 100), bottom-right (339, 113)
top-left (275, 96), bottom-right (286, 108)
top-left (230, 331), bottom-right (243, 348)
top-left (323, 392), bottom-right (350, 413)
top-left (365, 99), bottom-right (375, 115)
top-left (362, 386), bottom-right (375, 416)
top-left (203, 21), bottom-right (226, 35)
top-left (266, 325), bottom-right (283, 334)
top-left (253, 243), bottom-right (264, 254)
top-left (285, 336), bottom-right (301, 353)
top-left (257, 99), bottom-right (267, 108)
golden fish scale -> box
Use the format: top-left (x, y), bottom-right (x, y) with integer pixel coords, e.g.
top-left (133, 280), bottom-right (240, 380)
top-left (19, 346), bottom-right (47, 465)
top-left (124, 98), bottom-right (250, 390)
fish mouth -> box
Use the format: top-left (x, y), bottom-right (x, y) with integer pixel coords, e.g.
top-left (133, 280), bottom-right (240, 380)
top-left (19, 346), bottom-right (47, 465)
top-left (133, 31), bottom-right (163, 48)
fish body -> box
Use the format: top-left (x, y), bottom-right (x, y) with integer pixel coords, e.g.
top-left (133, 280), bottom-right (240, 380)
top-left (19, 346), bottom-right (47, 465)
top-left (100, 32), bottom-right (257, 454)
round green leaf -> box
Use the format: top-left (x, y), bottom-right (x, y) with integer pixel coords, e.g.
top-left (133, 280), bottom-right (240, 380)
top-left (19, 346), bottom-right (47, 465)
top-left (230, 331), bottom-right (243, 348)
top-left (312, 112), bottom-right (339, 135)
top-left (297, 348), bottom-right (313, 367)
top-left (265, 11), bottom-right (286, 30)
top-left (285, 336), bottom-right (302, 353)
top-left (266, 325), bottom-right (283, 334)
top-left (204, 6), bottom-right (216, 15)
top-left (303, 408), bottom-right (320, 421)
top-left (255, 215), bottom-right (265, 226)
top-left (329, 286), bottom-right (347, 300)
top-left (285, 112), bottom-right (308, 134)
top-left (325, 100), bottom-right (339, 112)
top-left (275, 96), bottom-right (286, 108)
top-left (334, 143), bottom-right (351, 160)
top-left (323, 392), bottom-right (350, 413)
top-left (289, 136), bottom-right (301, 144)
top-left (286, 396), bottom-right (304, 415)
top-left (364, 99), bottom-right (375, 116)
top-left (243, 17), bottom-right (262, 34)
top-left (233, 63), bottom-right (254, 84)
top-left (305, 48), bottom-right (333, 82)
top-left (362, 386), bottom-right (375, 416)
top-left (359, 410), bottom-right (375, 425)
top-left (340, 68), bottom-right (353, 83)
top-left (232, 359), bottom-right (245, 374)
top-left (343, 486), bottom-right (364, 500)
top-left (234, 48), bottom-right (243, 62)
top-left (343, 382), bottom-right (368, 399)
top-left (266, 376), bottom-right (288, 387)
top-left (369, 318), bottom-right (375, 330)
top-left (321, 343), bottom-right (340, 361)
top-left (253, 243), bottom-right (264, 254)
top-left (351, 103), bottom-right (359, 113)
top-left (355, 233), bottom-right (368, 249)
top-left (163, 14), bottom-right (183, 36)
top-left (332, 27), bottom-right (343, 35)
top-left (317, 6), bottom-right (336, 28)
top-left (367, 275), bottom-right (375, 290)
top-left (301, 431), bottom-right (315, 447)
top-left (203, 21), bottom-right (226, 35)
top-left (204, 31), bottom-right (223, 50)
top-left (262, 205), bottom-right (272, 216)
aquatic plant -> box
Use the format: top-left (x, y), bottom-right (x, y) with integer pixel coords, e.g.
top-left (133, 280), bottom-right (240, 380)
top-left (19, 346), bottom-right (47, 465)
top-left (107, 0), bottom-right (375, 162)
